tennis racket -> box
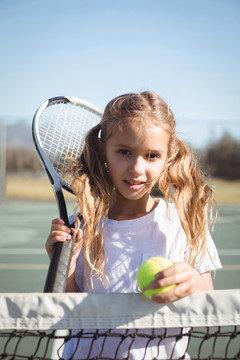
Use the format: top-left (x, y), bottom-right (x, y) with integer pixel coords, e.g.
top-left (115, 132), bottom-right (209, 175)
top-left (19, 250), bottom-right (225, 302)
top-left (32, 96), bottom-right (103, 292)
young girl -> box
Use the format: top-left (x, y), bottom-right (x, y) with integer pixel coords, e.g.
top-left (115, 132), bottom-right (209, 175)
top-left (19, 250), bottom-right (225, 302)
top-left (46, 91), bottom-right (222, 359)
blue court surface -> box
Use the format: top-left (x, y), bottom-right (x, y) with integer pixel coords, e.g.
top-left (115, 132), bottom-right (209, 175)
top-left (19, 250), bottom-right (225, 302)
top-left (0, 201), bottom-right (239, 292)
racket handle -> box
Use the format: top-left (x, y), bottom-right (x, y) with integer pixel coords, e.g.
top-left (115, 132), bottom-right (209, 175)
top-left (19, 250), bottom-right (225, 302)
top-left (44, 239), bottom-right (74, 292)
top-left (44, 187), bottom-right (73, 292)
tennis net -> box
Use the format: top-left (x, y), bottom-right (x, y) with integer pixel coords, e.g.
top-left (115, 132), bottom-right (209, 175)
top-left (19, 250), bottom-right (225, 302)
top-left (0, 290), bottom-right (239, 360)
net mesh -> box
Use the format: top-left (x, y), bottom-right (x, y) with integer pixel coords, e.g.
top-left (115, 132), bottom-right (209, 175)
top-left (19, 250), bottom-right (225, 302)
top-left (0, 291), bottom-right (239, 360)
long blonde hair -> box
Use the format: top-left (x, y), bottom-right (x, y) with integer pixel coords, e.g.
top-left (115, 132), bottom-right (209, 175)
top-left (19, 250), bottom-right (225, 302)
top-left (71, 92), bottom-right (215, 287)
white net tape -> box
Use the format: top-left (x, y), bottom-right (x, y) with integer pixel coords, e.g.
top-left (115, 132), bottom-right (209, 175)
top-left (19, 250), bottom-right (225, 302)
top-left (0, 291), bottom-right (239, 359)
top-left (0, 290), bottom-right (239, 330)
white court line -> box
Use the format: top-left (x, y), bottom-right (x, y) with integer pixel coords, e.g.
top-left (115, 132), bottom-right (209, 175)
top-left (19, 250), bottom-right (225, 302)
top-left (1, 248), bottom-right (240, 256)
top-left (222, 264), bottom-right (240, 271)
top-left (0, 264), bottom-right (48, 270)
top-left (0, 248), bottom-right (46, 255)
top-left (217, 216), bottom-right (240, 223)
top-left (218, 249), bottom-right (240, 256)
top-left (0, 263), bottom-right (239, 271)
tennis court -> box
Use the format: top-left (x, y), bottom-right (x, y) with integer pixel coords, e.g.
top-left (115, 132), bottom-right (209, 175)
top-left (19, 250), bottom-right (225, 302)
top-left (0, 200), bottom-right (239, 292)
top-left (0, 200), bottom-right (239, 359)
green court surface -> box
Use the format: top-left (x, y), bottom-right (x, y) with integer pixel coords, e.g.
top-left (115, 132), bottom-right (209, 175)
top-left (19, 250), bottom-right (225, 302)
top-left (0, 201), bottom-right (239, 292)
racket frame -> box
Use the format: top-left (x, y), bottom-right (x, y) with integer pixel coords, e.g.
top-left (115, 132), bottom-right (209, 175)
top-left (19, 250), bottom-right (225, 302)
top-left (32, 96), bottom-right (103, 292)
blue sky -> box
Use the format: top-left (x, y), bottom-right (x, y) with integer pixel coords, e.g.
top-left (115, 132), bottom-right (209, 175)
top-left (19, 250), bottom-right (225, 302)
top-left (0, 0), bottom-right (239, 148)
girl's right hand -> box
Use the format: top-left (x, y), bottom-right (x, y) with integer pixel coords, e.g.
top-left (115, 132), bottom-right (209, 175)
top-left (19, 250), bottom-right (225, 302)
top-left (46, 218), bottom-right (84, 292)
top-left (46, 218), bottom-right (83, 261)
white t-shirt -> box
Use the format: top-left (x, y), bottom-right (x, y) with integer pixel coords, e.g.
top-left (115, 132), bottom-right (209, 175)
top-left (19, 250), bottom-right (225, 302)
top-left (63, 199), bottom-right (222, 359)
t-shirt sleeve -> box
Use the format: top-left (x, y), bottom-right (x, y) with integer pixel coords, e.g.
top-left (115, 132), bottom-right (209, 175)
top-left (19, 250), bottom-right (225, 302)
top-left (194, 231), bottom-right (222, 274)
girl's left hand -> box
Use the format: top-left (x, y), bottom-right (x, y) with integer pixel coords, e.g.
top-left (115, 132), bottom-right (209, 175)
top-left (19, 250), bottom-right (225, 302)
top-left (149, 262), bottom-right (213, 304)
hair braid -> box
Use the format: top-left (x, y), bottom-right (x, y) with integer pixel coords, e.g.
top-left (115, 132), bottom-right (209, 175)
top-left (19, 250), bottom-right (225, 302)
top-left (71, 125), bottom-right (114, 287)
top-left (159, 136), bottom-right (215, 265)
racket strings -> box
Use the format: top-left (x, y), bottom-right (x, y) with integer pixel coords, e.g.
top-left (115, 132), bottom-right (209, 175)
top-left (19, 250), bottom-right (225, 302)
top-left (38, 102), bottom-right (102, 184)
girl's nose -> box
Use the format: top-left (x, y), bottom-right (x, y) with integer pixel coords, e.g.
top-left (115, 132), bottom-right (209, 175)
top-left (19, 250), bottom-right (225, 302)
top-left (129, 156), bottom-right (145, 175)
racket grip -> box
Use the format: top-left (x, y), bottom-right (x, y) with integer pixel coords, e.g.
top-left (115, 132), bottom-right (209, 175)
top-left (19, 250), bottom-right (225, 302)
top-left (44, 238), bottom-right (74, 292)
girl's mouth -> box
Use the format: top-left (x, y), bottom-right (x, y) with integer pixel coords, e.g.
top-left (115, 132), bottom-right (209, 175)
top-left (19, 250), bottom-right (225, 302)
top-left (124, 180), bottom-right (145, 189)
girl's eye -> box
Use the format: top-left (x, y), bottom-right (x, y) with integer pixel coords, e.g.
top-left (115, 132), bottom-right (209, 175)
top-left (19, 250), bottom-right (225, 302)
top-left (147, 153), bottom-right (159, 160)
top-left (119, 149), bottom-right (131, 155)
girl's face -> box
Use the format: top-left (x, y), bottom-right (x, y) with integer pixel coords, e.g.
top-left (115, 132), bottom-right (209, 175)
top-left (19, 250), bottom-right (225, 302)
top-left (104, 120), bottom-right (169, 203)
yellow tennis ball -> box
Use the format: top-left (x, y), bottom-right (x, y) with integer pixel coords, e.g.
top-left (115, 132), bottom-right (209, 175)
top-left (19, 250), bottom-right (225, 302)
top-left (136, 257), bottom-right (176, 299)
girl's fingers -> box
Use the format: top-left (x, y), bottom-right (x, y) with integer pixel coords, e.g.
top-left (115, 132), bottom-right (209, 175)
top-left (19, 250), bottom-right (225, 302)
top-left (148, 262), bottom-right (201, 304)
top-left (51, 218), bottom-right (65, 225)
top-left (152, 278), bottom-right (196, 304)
top-left (150, 263), bottom-right (197, 289)
top-left (155, 262), bottom-right (187, 280)
top-left (46, 219), bottom-right (84, 260)
top-left (50, 232), bottom-right (72, 242)
top-left (51, 224), bottom-right (71, 234)
top-left (151, 270), bottom-right (194, 289)
top-left (46, 220), bottom-right (72, 259)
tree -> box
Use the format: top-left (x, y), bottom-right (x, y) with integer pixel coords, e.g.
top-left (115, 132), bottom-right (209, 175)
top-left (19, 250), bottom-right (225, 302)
top-left (6, 148), bottom-right (42, 173)
top-left (202, 133), bottom-right (240, 180)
